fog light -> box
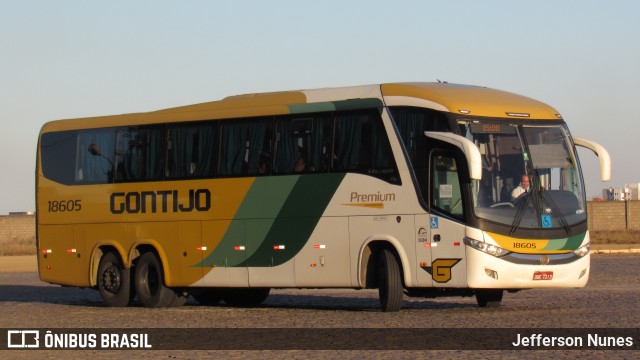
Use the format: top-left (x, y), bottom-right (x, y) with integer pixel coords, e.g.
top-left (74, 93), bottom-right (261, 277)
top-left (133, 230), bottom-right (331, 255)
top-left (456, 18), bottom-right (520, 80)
top-left (485, 268), bottom-right (498, 280)
top-left (579, 268), bottom-right (588, 279)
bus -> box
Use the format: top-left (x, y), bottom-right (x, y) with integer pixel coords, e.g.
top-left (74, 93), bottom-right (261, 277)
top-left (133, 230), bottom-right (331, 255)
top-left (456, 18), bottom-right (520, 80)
top-left (36, 82), bottom-right (610, 311)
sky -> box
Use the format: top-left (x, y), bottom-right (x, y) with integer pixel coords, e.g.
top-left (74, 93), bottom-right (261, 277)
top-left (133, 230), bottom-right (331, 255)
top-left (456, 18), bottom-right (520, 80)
top-left (1, 0), bottom-right (639, 214)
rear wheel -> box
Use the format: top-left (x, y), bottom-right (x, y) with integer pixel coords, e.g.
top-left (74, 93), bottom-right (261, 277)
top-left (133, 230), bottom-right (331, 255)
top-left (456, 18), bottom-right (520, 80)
top-left (134, 252), bottom-right (182, 308)
top-left (476, 290), bottom-right (503, 308)
top-left (97, 251), bottom-right (133, 307)
top-left (222, 288), bottom-right (270, 307)
top-left (377, 248), bottom-right (403, 312)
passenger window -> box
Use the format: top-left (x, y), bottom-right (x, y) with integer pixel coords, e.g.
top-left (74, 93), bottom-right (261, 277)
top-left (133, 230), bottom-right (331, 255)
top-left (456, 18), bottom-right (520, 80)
top-left (78, 128), bottom-right (117, 183)
top-left (333, 109), bottom-right (399, 184)
top-left (113, 126), bottom-right (164, 181)
top-left (40, 131), bottom-right (77, 185)
top-left (274, 115), bottom-right (331, 174)
top-left (219, 119), bottom-right (272, 177)
top-left (166, 122), bottom-right (217, 179)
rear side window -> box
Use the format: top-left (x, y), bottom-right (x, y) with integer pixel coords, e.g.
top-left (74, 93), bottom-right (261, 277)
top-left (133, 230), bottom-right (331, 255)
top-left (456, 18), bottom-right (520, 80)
top-left (40, 125), bottom-right (165, 185)
top-left (40, 131), bottom-right (77, 185)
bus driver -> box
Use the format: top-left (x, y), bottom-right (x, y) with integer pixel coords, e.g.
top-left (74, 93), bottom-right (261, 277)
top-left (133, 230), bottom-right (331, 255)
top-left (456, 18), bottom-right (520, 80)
top-left (511, 175), bottom-right (531, 201)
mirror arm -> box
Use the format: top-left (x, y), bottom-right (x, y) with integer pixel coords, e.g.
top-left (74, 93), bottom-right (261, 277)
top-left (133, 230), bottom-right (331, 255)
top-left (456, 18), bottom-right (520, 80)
top-left (574, 137), bottom-right (611, 182)
top-left (425, 131), bottom-right (482, 180)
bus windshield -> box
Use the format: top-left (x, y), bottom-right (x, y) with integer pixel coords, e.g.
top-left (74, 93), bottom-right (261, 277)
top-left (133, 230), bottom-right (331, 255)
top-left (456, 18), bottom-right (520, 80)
top-left (458, 120), bottom-right (586, 231)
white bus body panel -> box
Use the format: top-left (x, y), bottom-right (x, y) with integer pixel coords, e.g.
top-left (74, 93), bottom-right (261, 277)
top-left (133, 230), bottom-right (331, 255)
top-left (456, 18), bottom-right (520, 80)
top-left (466, 248), bottom-right (590, 289)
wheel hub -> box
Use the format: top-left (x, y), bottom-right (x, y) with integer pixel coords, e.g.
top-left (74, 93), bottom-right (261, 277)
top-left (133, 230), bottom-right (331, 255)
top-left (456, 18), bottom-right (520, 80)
top-left (101, 265), bottom-right (122, 294)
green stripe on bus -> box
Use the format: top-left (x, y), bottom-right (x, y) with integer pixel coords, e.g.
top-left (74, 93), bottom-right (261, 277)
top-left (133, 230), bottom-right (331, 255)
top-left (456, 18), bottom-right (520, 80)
top-left (242, 173), bottom-right (345, 267)
top-left (562, 232), bottom-right (586, 250)
top-left (288, 99), bottom-right (384, 115)
top-left (288, 102), bottom-right (336, 114)
top-left (333, 98), bottom-right (383, 111)
top-left (197, 176), bottom-right (299, 268)
top-left (196, 173), bottom-right (345, 268)
top-left (541, 232), bottom-right (586, 251)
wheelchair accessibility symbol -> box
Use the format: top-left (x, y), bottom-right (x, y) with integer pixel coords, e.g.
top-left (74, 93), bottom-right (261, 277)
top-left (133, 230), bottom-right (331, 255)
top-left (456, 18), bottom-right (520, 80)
top-left (541, 215), bottom-right (552, 228)
top-left (430, 216), bottom-right (439, 229)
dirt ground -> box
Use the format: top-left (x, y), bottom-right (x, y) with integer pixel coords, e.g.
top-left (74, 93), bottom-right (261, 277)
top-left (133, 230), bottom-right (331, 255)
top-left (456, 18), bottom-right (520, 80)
top-left (0, 256), bottom-right (36, 272)
top-left (2, 254), bottom-right (638, 358)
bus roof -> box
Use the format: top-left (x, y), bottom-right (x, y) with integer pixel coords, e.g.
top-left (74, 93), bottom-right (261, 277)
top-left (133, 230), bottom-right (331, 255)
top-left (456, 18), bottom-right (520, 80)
top-left (380, 83), bottom-right (561, 120)
top-left (41, 82), bottom-right (562, 132)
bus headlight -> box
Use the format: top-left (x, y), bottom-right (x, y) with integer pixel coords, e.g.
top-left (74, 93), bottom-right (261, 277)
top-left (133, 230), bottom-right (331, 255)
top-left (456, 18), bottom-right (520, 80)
top-left (464, 237), bottom-right (511, 257)
top-left (573, 243), bottom-right (591, 257)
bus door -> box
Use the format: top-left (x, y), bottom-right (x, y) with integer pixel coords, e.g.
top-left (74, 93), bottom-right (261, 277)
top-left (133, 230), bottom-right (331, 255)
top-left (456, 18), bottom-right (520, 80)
top-left (427, 150), bottom-right (468, 288)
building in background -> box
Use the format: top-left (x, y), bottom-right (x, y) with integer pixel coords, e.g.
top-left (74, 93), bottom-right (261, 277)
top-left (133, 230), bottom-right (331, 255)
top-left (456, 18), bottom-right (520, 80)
top-left (626, 183), bottom-right (640, 201)
top-left (603, 184), bottom-right (640, 201)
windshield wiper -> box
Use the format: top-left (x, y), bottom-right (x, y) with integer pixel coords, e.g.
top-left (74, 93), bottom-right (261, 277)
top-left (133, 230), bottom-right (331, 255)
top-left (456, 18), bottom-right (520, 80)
top-left (509, 178), bottom-right (536, 236)
top-left (541, 190), bottom-right (571, 235)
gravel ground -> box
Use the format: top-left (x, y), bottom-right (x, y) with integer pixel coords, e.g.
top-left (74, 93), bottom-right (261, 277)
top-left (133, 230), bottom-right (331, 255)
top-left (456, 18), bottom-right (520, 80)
top-left (1, 254), bottom-right (638, 359)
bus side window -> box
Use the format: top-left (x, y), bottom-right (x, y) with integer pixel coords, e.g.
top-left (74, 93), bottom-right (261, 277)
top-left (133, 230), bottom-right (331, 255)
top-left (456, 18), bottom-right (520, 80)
top-left (114, 126), bottom-right (164, 182)
top-left (219, 119), bottom-right (272, 177)
top-left (166, 122), bottom-right (217, 179)
top-left (40, 131), bottom-right (77, 185)
top-left (333, 109), bottom-right (399, 184)
top-left (78, 128), bottom-right (117, 183)
top-left (274, 115), bottom-right (331, 174)
top-left (390, 106), bottom-right (452, 202)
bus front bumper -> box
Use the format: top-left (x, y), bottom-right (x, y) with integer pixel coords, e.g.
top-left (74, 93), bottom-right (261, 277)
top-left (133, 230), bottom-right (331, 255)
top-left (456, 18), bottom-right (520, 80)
top-left (465, 246), bottom-right (590, 289)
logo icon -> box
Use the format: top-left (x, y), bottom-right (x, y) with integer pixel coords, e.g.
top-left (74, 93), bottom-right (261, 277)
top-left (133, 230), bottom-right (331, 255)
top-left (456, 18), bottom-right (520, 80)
top-left (430, 216), bottom-right (439, 229)
top-left (421, 258), bottom-right (462, 283)
top-left (7, 330), bottom-right (40, 348)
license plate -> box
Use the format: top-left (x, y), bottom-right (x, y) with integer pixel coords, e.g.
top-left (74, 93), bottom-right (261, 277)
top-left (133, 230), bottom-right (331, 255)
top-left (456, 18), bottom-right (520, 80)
top-left (533, 271), bottom-right (553, 280)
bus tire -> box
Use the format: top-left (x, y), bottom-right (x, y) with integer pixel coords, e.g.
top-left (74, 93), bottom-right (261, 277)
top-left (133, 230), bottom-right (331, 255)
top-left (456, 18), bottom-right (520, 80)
top-left (378, 248), bottom-right (403, 312)
top-left (97, 251), bottom-right (133, 307)
top-left (134, 252), bottom-right (176, 308)
top-left (476, 290), bottom-right (503, 308)
top-left (222, 288), bottom-right (270, 307)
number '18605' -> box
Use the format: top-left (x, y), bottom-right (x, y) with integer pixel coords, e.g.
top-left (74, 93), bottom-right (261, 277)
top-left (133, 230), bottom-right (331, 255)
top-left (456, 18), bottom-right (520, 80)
top-left (47, 200), bottom-right (82, 212)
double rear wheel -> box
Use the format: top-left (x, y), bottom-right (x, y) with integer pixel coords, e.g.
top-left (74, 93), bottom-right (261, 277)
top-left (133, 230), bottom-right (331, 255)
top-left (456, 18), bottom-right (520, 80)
top-left (97, 251), bottom-right (134, 307)
top-left (134, 252), bottom-right (187, 307)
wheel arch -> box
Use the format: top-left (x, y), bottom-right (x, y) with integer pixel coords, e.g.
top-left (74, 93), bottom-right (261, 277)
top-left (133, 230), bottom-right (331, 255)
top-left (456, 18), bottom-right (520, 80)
top-left (130, 240), bottom-right (173, 285)
top-left (357, 236), bottom-right (411, 289)
top-left (89, 242), bottom-right (128, 287)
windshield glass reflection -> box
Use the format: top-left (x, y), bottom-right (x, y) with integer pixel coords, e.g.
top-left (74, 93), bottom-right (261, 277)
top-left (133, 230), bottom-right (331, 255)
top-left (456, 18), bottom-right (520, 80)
top-left (458, 121), bottom-right (586, 232)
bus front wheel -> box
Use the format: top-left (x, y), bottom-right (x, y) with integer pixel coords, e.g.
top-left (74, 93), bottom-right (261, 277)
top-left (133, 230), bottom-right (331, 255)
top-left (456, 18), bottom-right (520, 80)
top-left (97, 251), bottom-right (133, 307)
top-left (378, 248), bottom-right (403, 312)
top-left (135, 252), bottom-right (184, 308)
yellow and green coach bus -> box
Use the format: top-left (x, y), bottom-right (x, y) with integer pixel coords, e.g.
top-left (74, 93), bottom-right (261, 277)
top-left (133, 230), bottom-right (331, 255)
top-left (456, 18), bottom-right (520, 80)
top-left (36, 82), bottom-right (610, 311)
